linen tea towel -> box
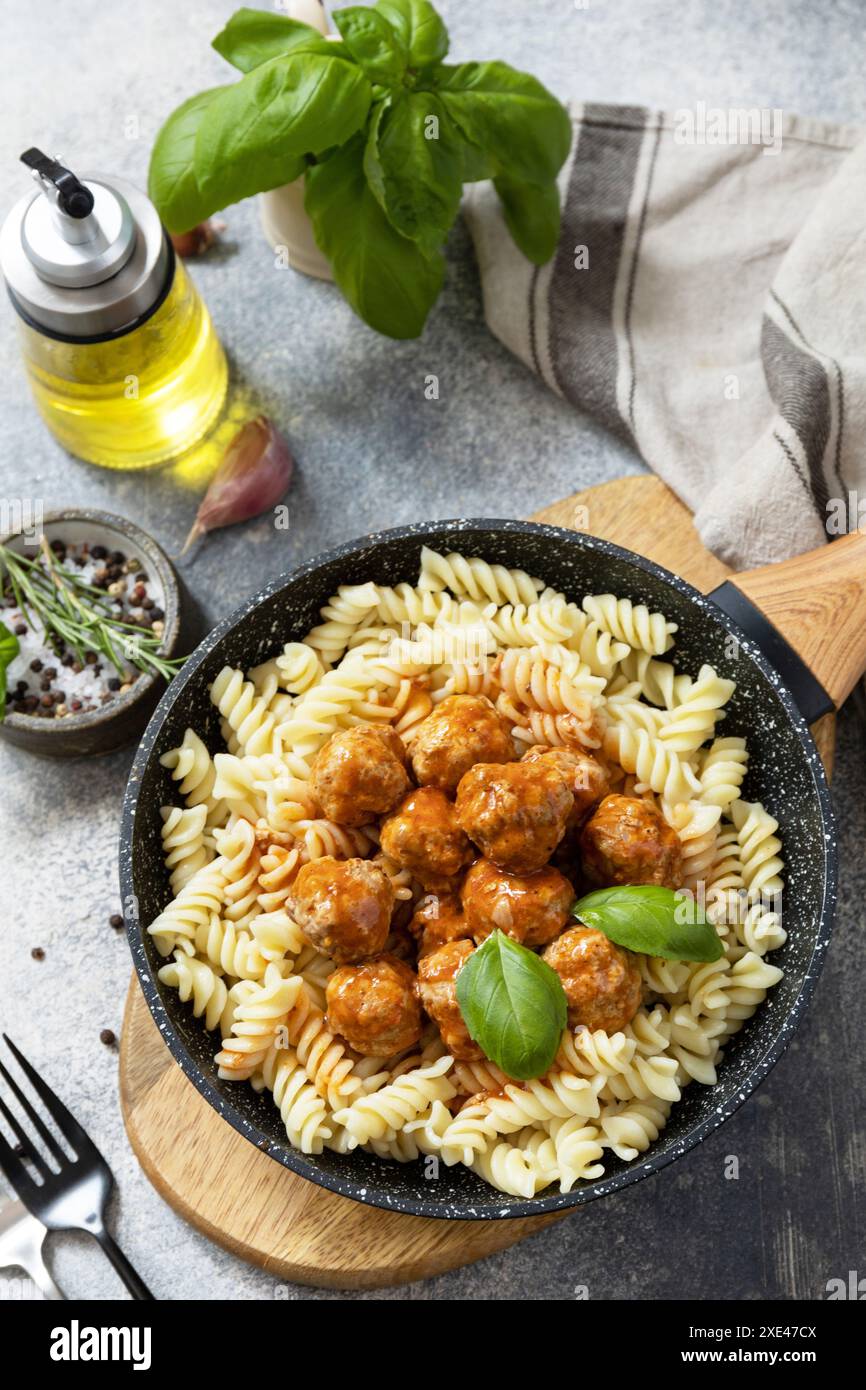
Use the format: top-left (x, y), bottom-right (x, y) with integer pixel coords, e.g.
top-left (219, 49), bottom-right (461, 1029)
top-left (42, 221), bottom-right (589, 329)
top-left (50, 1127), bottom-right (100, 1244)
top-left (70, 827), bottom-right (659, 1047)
top-left (465, 103), bottom-right (866, 571)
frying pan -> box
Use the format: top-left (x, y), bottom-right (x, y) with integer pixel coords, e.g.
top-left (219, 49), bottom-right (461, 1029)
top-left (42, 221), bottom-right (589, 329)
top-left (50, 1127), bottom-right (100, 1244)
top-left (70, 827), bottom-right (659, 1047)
top-left (120, 518), bottom-right (866, 1219)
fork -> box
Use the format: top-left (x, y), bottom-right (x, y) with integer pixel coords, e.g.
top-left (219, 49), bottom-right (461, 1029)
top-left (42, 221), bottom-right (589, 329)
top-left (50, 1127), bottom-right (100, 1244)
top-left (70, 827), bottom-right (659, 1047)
top-left (0, 1035), bottom-right (154, 1300)
top-left (0, 1196), bottom-right (64, 1299)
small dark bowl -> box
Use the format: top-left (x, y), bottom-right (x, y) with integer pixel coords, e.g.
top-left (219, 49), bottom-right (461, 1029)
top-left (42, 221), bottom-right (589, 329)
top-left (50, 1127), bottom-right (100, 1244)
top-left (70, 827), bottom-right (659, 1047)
top-left (0, 510), bottom-right (194, 758)
top-left (121, 520), bottom-right (835, 1219)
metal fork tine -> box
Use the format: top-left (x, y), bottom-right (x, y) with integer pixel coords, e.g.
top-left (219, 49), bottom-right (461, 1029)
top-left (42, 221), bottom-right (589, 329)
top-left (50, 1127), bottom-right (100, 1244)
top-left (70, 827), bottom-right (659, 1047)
top-left (0, 1093), bottom-right (48, 1181)
top-left (2, 1035), bottom-right (89, 1155)
top-left (0, 1058), bottom-right (69, 1167)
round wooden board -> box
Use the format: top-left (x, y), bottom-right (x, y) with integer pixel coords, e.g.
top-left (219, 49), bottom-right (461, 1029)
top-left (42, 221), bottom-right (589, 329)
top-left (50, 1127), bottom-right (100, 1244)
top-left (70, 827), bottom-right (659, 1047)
top-left (119, 475), bottom-right (835, 1290)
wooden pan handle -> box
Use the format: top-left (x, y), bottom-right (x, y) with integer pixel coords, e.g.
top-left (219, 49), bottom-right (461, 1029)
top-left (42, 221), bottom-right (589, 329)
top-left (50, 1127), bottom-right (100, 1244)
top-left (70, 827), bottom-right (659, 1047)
top-left (729, 530), bottom-right (866, 710)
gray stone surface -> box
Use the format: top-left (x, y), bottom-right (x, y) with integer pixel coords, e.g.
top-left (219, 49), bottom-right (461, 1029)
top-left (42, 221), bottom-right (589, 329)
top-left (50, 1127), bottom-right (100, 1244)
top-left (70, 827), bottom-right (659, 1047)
top-left (0, 0), bottom-right (864, 1301)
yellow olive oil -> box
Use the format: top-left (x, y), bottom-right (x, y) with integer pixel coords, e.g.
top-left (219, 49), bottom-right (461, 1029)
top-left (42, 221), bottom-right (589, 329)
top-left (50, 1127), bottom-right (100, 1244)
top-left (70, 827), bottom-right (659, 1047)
top-left (17, 260), bottom-right (228, 469)
top-left (1, 154), bottom-right (228, 470)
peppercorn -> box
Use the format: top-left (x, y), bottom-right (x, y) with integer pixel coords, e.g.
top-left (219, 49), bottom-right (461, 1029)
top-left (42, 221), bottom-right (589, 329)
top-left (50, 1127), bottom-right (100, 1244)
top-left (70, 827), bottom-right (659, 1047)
top-left (100, 1029), bottom-right (116, 1047)
top-left (91, 544), bottom-right (108, 560)
top-left (31, 947), bottom-right (45, 961)
top-left (29, 658), bottom-right (43, 673)
top-left (14, 622), bottom-right (27, 636)
top-left (109, 913), bottom-right (124, 929)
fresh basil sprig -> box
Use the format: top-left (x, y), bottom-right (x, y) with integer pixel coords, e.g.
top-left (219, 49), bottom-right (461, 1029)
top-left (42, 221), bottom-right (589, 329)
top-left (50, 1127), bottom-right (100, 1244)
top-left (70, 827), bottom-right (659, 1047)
top-left (455, 930), bottom-right (567, 1082)
top-left (572, 886), bottom-right (724, 963)
top-left (0, 621), bottom-right (20, 721)
top-left (148, 1), bottom-right (572, 338)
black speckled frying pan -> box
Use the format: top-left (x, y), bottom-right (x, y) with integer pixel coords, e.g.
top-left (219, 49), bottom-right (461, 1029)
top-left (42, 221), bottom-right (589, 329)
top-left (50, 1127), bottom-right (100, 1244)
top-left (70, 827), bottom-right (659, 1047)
top-left (120, 519), bottom-right (866, 1219)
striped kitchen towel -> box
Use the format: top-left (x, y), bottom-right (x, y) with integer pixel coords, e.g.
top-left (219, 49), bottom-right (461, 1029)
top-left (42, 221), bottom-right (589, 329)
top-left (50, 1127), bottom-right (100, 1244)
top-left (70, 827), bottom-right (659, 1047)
top-left (465, 104), bottom-right (866, 569)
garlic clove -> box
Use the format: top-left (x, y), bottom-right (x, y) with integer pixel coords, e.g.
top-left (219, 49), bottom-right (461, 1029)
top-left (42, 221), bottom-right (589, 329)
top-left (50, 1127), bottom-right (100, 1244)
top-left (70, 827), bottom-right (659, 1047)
top-left (182, 416), bottom-right (294, 555)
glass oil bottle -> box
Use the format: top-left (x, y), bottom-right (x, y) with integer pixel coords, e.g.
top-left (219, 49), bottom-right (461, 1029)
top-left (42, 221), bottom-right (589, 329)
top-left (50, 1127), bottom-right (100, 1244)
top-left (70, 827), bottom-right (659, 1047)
top-left (0, 148), bottom-right (227, 469)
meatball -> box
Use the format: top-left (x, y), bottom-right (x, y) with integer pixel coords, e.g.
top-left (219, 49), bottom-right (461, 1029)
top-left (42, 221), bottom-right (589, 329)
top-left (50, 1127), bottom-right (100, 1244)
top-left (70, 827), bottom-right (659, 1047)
top-left (310, 725), bottom-right (411, 827)
top-left (326, 954), bottom-right (422, 1056)
top-left (289, 856), bottom-right (393, 963)
top-left (417, 939), bottom-right (482, 1061)
top-left (521, 745), bottom-right (609, 825)
top-left (455, 760), bottom-right (573, 874)
top-left (580, 793), bottom-right (683, 888)
top-left (379, 787), bottom-right (474, 891)
top-left (410, 893), bottom-right (472, 958)
top-left (410, 694), bottom-right (516, 795)
top-left (460, 857), bottom-right (573, 948)
top-left (543, 926), bottom-right (642, 1032)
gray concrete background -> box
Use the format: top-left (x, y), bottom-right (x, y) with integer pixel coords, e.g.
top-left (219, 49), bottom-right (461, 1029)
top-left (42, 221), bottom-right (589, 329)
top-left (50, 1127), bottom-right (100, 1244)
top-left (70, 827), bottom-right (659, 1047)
top-left (1, 0), bottom-right (864, 1301)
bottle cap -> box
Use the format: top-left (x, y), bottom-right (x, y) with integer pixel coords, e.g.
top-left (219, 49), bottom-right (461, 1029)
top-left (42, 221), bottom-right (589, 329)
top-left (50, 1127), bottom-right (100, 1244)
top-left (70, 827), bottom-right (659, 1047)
top-left (0, 149), bottom-right (170, 339)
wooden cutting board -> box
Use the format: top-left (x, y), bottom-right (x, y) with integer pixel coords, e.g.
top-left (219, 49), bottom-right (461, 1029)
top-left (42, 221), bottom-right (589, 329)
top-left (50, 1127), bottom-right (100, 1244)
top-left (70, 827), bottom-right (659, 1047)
top-left (119, 475), bottom-right (835, 1290)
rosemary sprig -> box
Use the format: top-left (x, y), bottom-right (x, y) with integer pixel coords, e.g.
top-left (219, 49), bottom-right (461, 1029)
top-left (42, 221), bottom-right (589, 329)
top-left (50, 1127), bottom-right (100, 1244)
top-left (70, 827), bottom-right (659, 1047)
top-left (0, 539), bottom-right (186, 687)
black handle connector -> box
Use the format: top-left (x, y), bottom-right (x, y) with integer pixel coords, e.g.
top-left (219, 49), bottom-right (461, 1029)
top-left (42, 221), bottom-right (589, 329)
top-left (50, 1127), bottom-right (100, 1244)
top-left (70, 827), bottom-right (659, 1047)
top-left (20, 147), bottom-right (95, 219)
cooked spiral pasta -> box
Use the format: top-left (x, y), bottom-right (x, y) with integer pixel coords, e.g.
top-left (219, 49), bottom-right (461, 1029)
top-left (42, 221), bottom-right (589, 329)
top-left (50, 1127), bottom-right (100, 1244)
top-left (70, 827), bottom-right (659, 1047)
top-left (698, 737), bottom-right (749, 808)
top-left (148, 858), bottom-right (227, 958)
top-left (211, 667), bottom-right (284, 758)
top-left (260, 1044), bottom-right (333, 1153)
top-left (151, 547), bottom-right (787, 1199)
top-left (160, 804), bottom-right (212, 895)
top-left (160, 727), bottom-right (226, 825)
top-left (157, 952), bottom-right (231, 1033)
top-left (304, 582), bottom-right (380, 665)
top-left (603, 723), bottom-right (701, 803)
top-left (333, 1057), bottom-right (456, 1147)
top-left (657, 664), bottom-right (735, 753)
top-left (731, 799), bottom-right (785, 899)
top-left (599, 1098), bottom-right (671, 1160)
top-left (582, 593), bottom-right (677, 656)
top-left (214, 965), bottom-right (303, 1081)
top-left (419, 546), bottom-right (543, 607)
top-left (275, 641), bottom-right (326, 694)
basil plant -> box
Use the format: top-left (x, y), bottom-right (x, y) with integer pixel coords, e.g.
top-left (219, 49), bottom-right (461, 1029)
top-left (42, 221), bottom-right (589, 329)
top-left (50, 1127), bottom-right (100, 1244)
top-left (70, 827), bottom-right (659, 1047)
top-left (148, 2), bottom-right (572, 338)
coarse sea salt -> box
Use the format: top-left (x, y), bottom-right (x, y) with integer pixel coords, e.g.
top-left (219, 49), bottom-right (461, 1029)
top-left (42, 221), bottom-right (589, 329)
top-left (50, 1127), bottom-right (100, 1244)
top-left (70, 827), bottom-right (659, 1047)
top-left (3, 538), bottom-right (166, 719)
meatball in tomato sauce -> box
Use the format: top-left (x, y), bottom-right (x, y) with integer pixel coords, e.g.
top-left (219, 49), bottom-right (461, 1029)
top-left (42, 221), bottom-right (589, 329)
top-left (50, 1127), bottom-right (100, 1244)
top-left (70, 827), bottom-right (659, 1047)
top-left (310, 725), bottom-right (411, 827)
top-left (410, 893), bottom-right (472, 959)
top-left (289, 856), bottom-right (393, 963)
top-left (410, 694), bottom-right (516, 796)
top-left (521, 745), bottom-right (609, 825)
top-left (326, 954), bottom-right (422, 1056)
top-left (416, 939), bottom-right (482, 1061)
top-left (456, 759), bottom-right (573, 874)
top-left (580, 793), bottom-right (683, 889)
top-left (460, 857), bottom-right (573, 948)
top-left (379, 787), bottom-right (473, 891)
top-left (543, 926), bottom-right (642, 1033)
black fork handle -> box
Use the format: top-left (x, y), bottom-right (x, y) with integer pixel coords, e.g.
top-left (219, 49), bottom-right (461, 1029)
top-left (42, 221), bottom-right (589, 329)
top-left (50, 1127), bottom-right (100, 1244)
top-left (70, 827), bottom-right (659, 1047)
top-left (91, 1227), bottom-right (155, 1300)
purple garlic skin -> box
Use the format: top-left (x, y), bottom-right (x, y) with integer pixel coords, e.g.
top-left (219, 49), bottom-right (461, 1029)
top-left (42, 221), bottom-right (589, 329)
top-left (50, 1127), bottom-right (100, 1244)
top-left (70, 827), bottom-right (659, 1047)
top-left (183, 416), bottom-right (294, 553)
top-left (170, 222), bottom-right (216, 257)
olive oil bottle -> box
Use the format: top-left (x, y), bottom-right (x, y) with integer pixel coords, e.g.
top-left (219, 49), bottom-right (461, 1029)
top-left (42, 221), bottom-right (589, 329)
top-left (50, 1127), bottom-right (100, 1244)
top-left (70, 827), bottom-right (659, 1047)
top-left (0, 148), bottom-right (227, 469)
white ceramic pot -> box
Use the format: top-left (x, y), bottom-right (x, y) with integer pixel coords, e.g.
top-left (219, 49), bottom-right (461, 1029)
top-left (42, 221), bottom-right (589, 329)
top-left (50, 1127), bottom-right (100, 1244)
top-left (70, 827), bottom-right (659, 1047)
top-left (259, 1), bottom-right (335, 281)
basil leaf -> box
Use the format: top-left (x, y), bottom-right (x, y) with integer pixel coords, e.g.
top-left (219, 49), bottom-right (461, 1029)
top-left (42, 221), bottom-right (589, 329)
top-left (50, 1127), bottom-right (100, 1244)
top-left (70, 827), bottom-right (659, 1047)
top-left (456, 930), bottom-right (567, 1082)
top-left (212, 9), bottom-right (338, 73)
top-left (494, 172), bottom-right (560, 264)
top-left (333, 5), bottom-right (407, 85)
top-left (572, 886), bottom-right (724, 962)
top-left (148, 86), bottom-right (233, 234)
top-left (0, 620), bottom-right (20, 723)
top-left (435, 61), bottom-right (571, 186)
top-left (305, 136), bottom-right (444, 338)
top-left (375, 0), bottom-right (448, 67)
top-left (195, 53), bottom-right (372, 211)
top-left (455, 132), bottom-right (495, 183)
top-left (364, 91), bottom-right (462, 254)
